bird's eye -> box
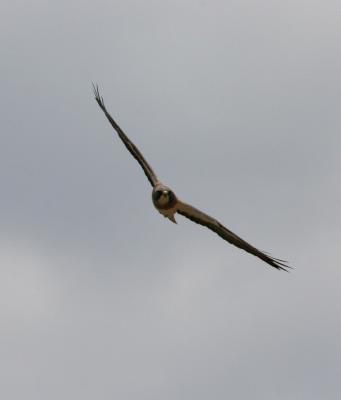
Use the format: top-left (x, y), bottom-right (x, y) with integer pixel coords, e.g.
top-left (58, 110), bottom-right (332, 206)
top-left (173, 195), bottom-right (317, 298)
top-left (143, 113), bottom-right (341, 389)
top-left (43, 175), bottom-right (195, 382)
top-left (168, 191), bottom-right (175, 201)
top-left (153, 190), bottom-right (162, 201)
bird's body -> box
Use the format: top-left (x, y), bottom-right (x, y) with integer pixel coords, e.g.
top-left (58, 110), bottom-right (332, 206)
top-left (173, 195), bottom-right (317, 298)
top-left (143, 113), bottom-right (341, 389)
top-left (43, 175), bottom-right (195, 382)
top-left (93, 85), bottom-right (290, 271)
top-left (152, 184), bottom-right (178, 222)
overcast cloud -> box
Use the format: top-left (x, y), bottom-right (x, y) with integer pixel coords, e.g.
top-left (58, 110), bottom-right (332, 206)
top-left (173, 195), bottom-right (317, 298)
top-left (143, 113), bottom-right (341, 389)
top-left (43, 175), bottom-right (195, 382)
top-left (1, 1), bottom-right (340, 399)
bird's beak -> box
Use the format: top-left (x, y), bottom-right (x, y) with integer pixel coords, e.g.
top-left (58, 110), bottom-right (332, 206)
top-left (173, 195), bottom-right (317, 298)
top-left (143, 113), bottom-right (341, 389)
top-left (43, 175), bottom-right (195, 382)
top-left (168, 215), bottom-right (177, 224)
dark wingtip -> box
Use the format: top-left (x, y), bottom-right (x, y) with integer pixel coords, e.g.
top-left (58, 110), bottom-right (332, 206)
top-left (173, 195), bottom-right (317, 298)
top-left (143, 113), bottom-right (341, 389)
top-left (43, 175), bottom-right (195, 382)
top-left (92, 82), bottom-right (105, 109)
top-left (261, 250), bottom-right (291, 272)
top-left (271, 258), bottom-right (292, 272)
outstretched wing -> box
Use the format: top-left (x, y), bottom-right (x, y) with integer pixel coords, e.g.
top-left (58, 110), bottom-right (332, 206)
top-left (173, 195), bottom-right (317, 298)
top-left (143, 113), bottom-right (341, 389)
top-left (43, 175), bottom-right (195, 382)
top-left (93, 84), bottom-right (159, 187)
top-left (176, 201), bottom-right (290, 271)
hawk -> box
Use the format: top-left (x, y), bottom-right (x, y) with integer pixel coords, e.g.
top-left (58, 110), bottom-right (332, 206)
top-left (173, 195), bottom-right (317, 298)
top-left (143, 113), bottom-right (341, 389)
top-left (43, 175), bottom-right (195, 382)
top-left (93, 85), bottom-right (290, 271)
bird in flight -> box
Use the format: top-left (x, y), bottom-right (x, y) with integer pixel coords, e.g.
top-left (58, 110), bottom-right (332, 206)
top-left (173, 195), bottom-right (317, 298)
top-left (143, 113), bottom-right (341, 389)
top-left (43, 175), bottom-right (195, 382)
top-left (93, 85), bottom-right (290, 271)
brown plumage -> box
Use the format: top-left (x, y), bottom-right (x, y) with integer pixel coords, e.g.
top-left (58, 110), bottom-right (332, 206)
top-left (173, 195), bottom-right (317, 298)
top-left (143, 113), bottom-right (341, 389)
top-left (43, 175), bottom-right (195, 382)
top-left (93, 84), bottom-right (291, 272)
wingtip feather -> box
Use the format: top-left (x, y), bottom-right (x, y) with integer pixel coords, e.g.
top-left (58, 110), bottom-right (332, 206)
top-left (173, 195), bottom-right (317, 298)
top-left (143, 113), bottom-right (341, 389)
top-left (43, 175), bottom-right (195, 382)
top-left (92, 82), bottom-right (105, 109)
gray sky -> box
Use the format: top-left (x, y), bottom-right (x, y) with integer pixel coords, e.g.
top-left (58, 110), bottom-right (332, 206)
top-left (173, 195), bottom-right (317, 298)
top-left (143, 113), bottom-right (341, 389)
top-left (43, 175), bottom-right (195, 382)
top-left (1, 1), bottom-right (340, 399)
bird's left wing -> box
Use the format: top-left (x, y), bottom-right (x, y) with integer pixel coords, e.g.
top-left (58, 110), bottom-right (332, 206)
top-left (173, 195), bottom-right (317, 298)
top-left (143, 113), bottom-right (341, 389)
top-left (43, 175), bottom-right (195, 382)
top-left (176, 201), bottom-right (290, 271)
top-left (93, 85), bottom-right (159, 187)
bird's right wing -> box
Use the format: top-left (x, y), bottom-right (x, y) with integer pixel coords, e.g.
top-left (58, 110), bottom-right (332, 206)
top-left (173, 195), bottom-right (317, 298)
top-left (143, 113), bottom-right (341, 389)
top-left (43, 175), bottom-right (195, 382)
top-left (93, 85), bottom-right (159, 187)
top-left (176, 201), bottom-right (290, 271)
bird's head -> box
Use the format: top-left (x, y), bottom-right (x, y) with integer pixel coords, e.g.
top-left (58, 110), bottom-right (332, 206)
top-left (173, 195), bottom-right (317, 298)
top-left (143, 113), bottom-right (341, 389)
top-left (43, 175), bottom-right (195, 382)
top-left (152, 185), bottom-right (177, 209)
